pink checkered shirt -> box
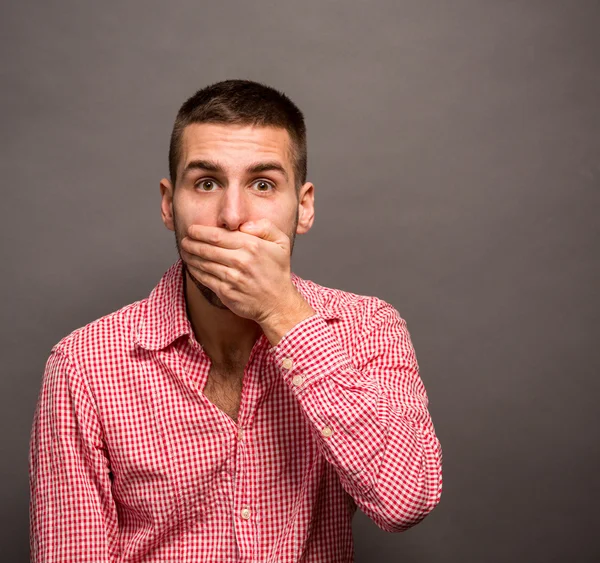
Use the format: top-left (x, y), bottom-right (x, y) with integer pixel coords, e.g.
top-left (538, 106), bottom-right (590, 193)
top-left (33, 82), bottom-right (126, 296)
top-left (29, 258), bottom-right (442, 562)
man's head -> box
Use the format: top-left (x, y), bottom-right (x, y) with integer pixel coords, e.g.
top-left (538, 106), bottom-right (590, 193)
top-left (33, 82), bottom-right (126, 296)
top-left (160, 79), bottom-right (315, 310)
top-left (169, 79), bottom-right (307, 194)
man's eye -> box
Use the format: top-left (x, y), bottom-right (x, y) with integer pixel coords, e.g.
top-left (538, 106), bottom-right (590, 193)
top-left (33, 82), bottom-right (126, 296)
top-left (197, 179), bottom-right (218, 191)
top-left (253, 180), bottom-right (273, 192)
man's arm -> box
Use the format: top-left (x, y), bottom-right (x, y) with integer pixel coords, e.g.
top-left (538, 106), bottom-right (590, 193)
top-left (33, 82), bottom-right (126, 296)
top-left (29, 348), bottom-right (120, 561)
top-left (268, 298), bottom-right (443, 533)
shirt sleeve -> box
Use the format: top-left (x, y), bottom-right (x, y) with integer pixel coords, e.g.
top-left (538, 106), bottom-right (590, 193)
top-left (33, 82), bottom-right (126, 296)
top-left (269, 300), bottom-right (443, 533)
top-left (29, 348), bottom-right (120, 562)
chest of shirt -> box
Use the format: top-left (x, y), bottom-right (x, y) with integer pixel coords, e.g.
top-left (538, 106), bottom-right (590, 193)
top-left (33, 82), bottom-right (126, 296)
top-left (87, 338), bottom-right (322, 525)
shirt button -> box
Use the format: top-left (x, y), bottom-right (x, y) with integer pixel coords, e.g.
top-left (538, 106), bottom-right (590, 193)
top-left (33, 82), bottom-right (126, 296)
top-left (237, 427), bottom-right (244, 441)
top-left (292, 375), bottom-right (304, 387)
top-left (321, 426), bottom-right (333, 438)
top-left (282, 357), bottom-right (293, 370)
top-left (240, 506), bottom-right (251, 520)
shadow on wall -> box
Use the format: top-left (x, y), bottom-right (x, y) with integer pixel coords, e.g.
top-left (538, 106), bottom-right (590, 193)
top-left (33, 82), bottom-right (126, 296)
top-left (4, 494), bottom-right (31, 563)
top-left (353, 509), bottom-right (434, 563)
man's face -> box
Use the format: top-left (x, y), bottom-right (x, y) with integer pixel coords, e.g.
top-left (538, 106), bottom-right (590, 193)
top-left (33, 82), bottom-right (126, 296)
top-left (160, 123), bottom-right (313, 310)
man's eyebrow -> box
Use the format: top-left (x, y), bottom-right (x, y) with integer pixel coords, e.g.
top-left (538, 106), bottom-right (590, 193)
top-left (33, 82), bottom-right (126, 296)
top-left (182, 159), bottom-right (288, 181)
top-left (182, 159), bottom-right (223, 176)
top-left (246, 161), bottom-right (288, 181)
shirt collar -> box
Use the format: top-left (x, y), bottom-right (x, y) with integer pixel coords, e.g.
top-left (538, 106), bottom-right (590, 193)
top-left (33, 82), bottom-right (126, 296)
top-left (134, 258), bottom-right (342, 351)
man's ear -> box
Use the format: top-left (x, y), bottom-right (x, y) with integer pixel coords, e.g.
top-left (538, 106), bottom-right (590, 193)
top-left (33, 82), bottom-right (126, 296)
top-left (160, 178), bottom-right (175, 232)
top-left (296, 181), bottom-right (315, 234)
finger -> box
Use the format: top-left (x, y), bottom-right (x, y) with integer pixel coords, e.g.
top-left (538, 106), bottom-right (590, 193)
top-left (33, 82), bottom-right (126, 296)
top-left (187, 260), bottom-right (222, 292)
top-left (181, 238), bottom-right (239, 268)
top-left (184, 251), bottom-right (241, 288)
top-left (187, 224), bottom-right (248, 249)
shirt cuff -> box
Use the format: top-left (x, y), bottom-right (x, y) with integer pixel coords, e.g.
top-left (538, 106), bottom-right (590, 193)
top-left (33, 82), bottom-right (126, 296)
top-left (268, 312), bottom-right (360, 395)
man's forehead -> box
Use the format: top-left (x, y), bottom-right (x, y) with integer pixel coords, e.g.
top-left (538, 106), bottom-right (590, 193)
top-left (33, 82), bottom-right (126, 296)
top-left (181, 122), bottom-right (292, 161)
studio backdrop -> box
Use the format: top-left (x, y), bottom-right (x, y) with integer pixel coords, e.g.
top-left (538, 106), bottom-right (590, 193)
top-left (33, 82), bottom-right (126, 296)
top-left (2, 1), bottom-right (599, 561)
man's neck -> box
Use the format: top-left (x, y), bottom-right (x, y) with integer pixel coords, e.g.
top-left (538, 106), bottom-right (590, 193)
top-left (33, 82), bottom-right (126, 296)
top-left (183, 269), bottom-right (263, 367)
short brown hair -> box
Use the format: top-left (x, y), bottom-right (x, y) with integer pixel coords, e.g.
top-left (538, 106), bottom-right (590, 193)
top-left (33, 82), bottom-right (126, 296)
top-left (168, 79), bottom-right (307, 192)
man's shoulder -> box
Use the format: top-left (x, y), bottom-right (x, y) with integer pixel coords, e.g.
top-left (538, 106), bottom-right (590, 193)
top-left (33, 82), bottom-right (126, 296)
top-left (295, 274), bottom-right (399, 326)
top-left (49, 296), bottom-right (148, 361)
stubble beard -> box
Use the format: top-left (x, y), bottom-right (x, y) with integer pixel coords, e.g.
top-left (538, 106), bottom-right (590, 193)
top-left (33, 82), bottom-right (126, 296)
top-left (172, 207), bottom-right (299, 311)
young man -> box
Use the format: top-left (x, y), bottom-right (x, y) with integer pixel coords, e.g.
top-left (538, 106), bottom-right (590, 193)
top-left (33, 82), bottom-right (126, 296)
top-left (29, 79), bottom-right (443, 562)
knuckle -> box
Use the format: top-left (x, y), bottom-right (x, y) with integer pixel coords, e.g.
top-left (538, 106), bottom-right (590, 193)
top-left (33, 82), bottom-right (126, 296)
top-left (232, 256), bottom-right (245, 271)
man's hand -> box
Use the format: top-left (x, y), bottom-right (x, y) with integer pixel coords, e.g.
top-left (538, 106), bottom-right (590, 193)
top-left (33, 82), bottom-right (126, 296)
top-left (180, 219), bottom-right (314, 334)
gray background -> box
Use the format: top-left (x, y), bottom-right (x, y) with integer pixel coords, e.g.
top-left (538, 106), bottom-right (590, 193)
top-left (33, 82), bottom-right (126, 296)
top-left (2, 1), bottom-right (599, 561)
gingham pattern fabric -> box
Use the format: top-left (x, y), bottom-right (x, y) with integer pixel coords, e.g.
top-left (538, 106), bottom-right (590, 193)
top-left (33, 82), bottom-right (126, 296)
top-left (29, 258), bottom-right (442, 562)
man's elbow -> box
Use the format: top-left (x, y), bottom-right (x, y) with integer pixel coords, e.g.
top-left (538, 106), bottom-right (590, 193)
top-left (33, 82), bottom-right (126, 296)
top-left (375, 490), bottom-right (442, 533)
top-left (373, 469), bottom-right (443, 533)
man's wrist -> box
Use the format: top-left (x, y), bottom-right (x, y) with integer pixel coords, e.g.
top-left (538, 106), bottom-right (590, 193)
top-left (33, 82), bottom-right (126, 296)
top-left (259, 289), bottom-right (316, 347)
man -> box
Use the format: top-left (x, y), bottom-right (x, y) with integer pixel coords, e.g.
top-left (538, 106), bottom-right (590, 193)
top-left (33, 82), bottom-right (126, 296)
top-left (29, 79), bottom-right (442, 562)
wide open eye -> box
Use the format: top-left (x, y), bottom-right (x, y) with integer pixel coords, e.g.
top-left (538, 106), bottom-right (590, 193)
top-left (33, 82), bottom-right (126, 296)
top-left (196, 179), bottom-right (218, 192)
top-left (252, 180), bottom-right (274, 193)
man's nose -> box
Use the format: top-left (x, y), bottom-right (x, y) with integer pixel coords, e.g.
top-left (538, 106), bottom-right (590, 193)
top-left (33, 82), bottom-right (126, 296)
top-left (216, 183), bottom-right (251, 231)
